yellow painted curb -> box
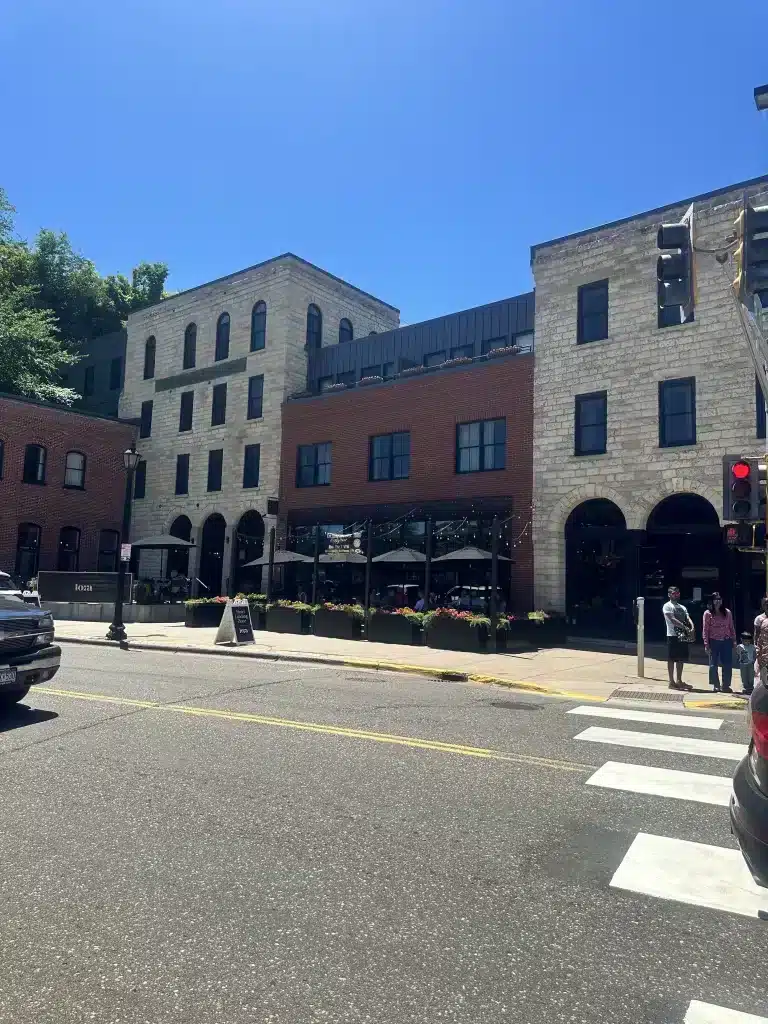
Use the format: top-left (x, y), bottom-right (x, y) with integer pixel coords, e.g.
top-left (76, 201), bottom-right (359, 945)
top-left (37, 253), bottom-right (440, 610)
top-left (468, 674), bottom-right (608, 702)
top-left (685, 698), bottom-right (747, 711)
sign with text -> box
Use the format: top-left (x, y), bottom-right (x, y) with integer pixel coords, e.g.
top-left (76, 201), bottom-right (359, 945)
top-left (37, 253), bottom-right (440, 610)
top-left (38, 571), bottom-right (133, 604)
top-left (214, 598), bottom-right (255, 645)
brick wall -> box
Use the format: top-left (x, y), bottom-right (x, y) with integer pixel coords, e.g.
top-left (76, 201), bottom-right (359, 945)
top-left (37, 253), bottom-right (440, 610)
top-left (280, 355), bottom-right (534, 607)
top-left (0, 395), bottom-right (136, 575)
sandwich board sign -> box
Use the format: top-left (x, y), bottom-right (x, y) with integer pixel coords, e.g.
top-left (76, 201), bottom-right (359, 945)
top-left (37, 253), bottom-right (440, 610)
top-left (214, 598), bottom-right (255, 646)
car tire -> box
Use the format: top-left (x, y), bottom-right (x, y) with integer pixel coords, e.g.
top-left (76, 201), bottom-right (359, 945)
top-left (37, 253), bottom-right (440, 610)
top-left (0, 686), bottom-right (31, 707)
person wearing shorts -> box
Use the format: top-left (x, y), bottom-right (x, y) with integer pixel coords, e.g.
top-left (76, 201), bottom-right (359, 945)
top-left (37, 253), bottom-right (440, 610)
top-left (662, 585), bottom-right (693, 691)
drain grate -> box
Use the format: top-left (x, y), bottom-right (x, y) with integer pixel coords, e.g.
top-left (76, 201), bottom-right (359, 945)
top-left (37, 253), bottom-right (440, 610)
top-left (610, 688), bottom-right (684, 702)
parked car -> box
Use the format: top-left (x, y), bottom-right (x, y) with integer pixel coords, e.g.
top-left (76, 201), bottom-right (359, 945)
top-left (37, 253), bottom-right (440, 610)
top-left (0, 592), bottom-right (61, 708)
top-left (0, 569), bottom-right (41, 607)
top-left (730, 680), bottom-right (768, 887)
top-left (446, 585), bottom-right (507, 613)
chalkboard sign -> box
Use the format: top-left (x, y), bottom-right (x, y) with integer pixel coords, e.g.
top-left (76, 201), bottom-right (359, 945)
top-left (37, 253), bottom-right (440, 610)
top-left (214, 598), bottom-right (255, 645)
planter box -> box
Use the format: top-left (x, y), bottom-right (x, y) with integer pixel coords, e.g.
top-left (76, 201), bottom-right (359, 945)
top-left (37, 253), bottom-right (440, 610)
top-left (500, 619), bottom-right (535, 650)
top-left (249, 606), bottom-right (266, 630)
top-left (266, 605), bottom-right (311, 634)
top-left (185, 603), bottom-right (226, 628)
top-left (313, 608), bottom-right (362, 640)
top-left (367, 613), bottom-right (422, 646)
top-left (526, 617), bottom-right (568, 648)
top-left (426, 620), bottom-right (488, 652)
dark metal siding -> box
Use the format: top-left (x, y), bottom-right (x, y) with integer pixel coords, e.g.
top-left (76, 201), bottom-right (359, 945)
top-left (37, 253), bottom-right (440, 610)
top-left (306, 292), bottom-right (534, 389)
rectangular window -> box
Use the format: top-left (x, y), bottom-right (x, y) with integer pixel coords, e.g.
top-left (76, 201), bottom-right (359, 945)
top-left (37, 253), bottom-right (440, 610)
top-left (139, 399), bottom-right (153, 438)
top-left (370, 432), bottom-right (410, 481)
top-left (757, 376), bottom-right (766, 440)
top-left (383, 361), bottom-right (396, 379)
top-left (362, 364), bottom-right (381, 380)
top-left (243, 444), bottom-right (260, 488)
top-left (207, 449), bottom-right (223, 491)
top-left (577, 280), bottom-right (609, 344)
top-left (109, 356), bottom-right (122, 391)
top-left (481, 337), bottom-right (508, 355)
top-left (97, 529), bottom-right (119, 572)
top-left (297, 443), bottom-right (332, 487)
top-left (83, 365), bottom-right (95, 397)
top-left (57, 527), bottom-right (80, 572)
top-left (22, 444), bottom-right (46, 485)
top-left (179, 391), bottom-right (193, 432)
top-left (399, 357), bottom-right (417, 372)
top-left (247, 375), bottom-right (264, 419)
top-left (450, 344), bottom-right (474, 360)
top-left (515, 331), bottom-right (534, 352)
top-left (319, 376), bottom-right (334, 392)
top-left (574, 391), bottom-right (608, 455)
top-left (423, 350), bottom-right (446, 368)
top-left (175, 453), bottom-right (190, 495)
top-left (337, 371), bottom-right (355, 386)
top-left (134, 459), bottom-right (146, 499)
top-left (659, 377), bottom-right (696, 447)
top-left (211, 382), bottom-right (227, 426)
top-left (456, 418), bottom-right (506, 473)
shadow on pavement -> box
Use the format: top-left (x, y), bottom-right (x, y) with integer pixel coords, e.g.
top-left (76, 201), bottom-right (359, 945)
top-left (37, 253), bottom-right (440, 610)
top-left (0, 705), bottom-right (59, 733)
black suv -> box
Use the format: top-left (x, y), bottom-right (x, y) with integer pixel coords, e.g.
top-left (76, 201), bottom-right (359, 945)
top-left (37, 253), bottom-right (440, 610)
top-left (0, 593), bottom-right (61, 707)
top-left (730, 680), bottom-right (768, 887)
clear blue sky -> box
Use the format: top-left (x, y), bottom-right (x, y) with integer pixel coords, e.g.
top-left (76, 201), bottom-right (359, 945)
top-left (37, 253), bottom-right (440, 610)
top-left (2, 0), bottom-right (765, 324)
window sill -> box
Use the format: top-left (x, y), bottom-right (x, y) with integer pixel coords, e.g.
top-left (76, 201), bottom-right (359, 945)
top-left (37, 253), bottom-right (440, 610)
top-left (22, 479), bottom-right (46, 486)
top-left (63, 484), bottom-right (85, 491)
top-left (247, 414), bottom-right (264, 422)
top-left (456, 467), bottom-right (506, 475)
top-left (296, 483), bottom-right (331, 489)
top-left (573, 450), bottom-right (608, 459)
top-left (660, 441), bottom-right (697, 449)
top-left (243, 483), bottom-right (261, 490)
top-left (575, 335), bottom-right (611, 347)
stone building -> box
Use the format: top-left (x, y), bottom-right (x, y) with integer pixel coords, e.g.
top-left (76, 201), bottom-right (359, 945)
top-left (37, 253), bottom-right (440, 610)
top-left (119, 254), bottom-right (399, 595)
top-left (531, 174), bottom-right (768, 639)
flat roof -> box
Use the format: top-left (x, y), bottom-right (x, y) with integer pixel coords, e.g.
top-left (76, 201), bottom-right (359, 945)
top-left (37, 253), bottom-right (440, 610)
top-left (0, 391), bottom-right (135, 427)
top-left (133, 252), bottom-right (400, 314)
top-left (530, 172), bottom-right (768, 255)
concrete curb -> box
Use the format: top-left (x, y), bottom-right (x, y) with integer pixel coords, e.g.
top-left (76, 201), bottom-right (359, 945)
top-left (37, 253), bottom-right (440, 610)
top-left (56, 635), bottom-right (611, 703)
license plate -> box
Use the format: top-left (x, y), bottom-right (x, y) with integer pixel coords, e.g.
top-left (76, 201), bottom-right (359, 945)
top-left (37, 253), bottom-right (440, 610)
top-left (0, 668), bottom-right (17, 686)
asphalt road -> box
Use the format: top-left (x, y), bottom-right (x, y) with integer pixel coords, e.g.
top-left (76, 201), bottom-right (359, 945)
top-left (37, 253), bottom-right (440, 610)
top-left (0, 644), bottom-right (763, 1024)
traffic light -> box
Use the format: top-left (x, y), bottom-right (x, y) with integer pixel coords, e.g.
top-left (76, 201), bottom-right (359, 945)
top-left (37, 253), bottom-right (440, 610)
top-left (657, 203), bottom-right (694, 326)
top-left (723, 456), bottom-right (761, 520)
top-left (732, 201), bottom-right (768, 302)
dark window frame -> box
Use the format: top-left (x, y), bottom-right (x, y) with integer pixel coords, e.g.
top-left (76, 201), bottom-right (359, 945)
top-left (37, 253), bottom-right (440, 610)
top-left (455, 418), bottom-right (506, 474)
top-left (243, 443), bottom-right (260, 489)
top-left (339, 318), bottom-right (354, 344)
top-left (143, 336), bottom-right (156, 379)
top-left (57, 526), bottom-right (81, 572)
top-left (175, 453), bottom-right (190, 495)
top-left (757, 376), bottom-right (766, 440)
top-left (250, 301), bottom-right (266, 352)
top-left (63, 450), bottom-right (87, 489)
top-left (15, 522), bottom-right (41, 579)
top-left (97, 529), bottom-right (120, 572)
top-left (83, 365), bottom-right (95, 397)
top-left (109, 356), bottom-right (122, 391)
top-left (211, 382), bottom-right (227, 426)
top-left (574, 391), bottom-right (608, 456)
top-left (179, 391), bottom-right (194, 432)
top-left (577, 280), bottom-right (609, 344)
top-left (247, 375), bottom-right (264, 420)
top-left (481, 337), bottom-right (508, 355)
top-left (183, 323), bottom-right (197, 369)
top-left (306, 304), bottom-right (322, 350)
top-left (450, 344), bottom-right (474, 360)
top-left (22, 443), bottom-right (47, 485)
top-left (139, 399), bottom-right (153, 438)
top-left (296, 442), bottom-right (332, 487)
top-left (207, 449), bottom-right (223, 492)
top-left (659, 377), bottom-right (696, 448)
top-left (369, 432), bottom-right (410, 481)
top-left (423, 351), bottom-right (446, 368)
top-left (134, 460), bottom-right (147, 499)
top-left (215, 313), bottom-right (230, 362)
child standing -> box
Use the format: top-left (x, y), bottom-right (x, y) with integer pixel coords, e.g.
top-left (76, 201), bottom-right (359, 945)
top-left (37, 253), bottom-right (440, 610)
top-left (736, 630), bottom-right (756, 695)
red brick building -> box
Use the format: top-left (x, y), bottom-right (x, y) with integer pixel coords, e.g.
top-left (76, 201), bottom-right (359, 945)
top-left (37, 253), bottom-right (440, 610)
top-left (280, 351), bottom-right (534, 610)
top-left (0, 394), bottom-right (136, 581)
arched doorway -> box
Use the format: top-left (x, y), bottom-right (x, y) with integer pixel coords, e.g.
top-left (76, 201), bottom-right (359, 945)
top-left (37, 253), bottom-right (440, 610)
top-left (565, 499), bottom-right (630, 638)
top-left (642, 493), bottom-right (724, 639)
top-left (233, 511), bottom-right (264, 594)
top-left (199, 514), bottom-right (226, 596)
top-left (169, 515), bottom-right (192, 577)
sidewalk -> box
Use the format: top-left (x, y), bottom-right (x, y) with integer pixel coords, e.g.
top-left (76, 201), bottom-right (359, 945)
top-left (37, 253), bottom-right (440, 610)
top-left (53, 619), bottom-right (747, 709)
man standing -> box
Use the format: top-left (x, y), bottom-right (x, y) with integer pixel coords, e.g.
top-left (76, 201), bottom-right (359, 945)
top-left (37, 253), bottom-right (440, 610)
top-left (754, 597), bottom-right (768, 687)
top-left (662, 585), bottom-right (694, 691)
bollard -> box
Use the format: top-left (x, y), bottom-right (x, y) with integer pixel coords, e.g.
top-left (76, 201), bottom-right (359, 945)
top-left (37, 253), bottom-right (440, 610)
top-left (636, 596), bottom-right (645, 679)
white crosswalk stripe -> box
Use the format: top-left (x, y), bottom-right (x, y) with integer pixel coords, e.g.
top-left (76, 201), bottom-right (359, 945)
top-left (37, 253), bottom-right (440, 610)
top-left (574, 725), bottom-right (746, 761)
top-left (586, 761), bottom-right (732, 806)
top-left (567, 704), bottom-right (724, 730)
top-left (685, 1001), bottom-right (768, 1023)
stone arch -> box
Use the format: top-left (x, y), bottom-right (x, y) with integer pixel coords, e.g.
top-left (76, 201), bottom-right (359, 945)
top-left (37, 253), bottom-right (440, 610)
top-left (199, 513), bottom-right (227, 596)
top-left (636, 481), bottom-right (723, 530)
top-left (232, 510), bottom-right (265, 594)
top-left (167, 514), bottom-right (193, 577)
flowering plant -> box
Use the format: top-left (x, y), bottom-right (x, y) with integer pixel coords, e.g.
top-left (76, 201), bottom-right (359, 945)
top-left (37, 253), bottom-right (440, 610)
top-left (485, 344), bottom-right (520, 359)
top-left (184, 595), bottom-right (229, 606)
top-left (423, 607), bottom-right (491, 628)
top-left (371, 606), bottom-right (424, 624)
top-left (399, 365), bottom-right (427, 376)
top-left (321, 602), bottom-right (366, 620)
top-left (268, 599), bottom-right (315, 612)
top-left (325, 382), bottom-right (348, 391)
top-left (358, 375), bottom-right (383, 386)
top-left (441, 356), bottom-right (473, 368)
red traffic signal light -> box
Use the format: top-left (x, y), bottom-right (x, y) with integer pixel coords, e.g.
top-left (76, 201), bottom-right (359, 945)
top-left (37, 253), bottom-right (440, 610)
top-left (733, 460), bottom-right (751, 480)
top-left (732, 461), bottom-right (753, 517)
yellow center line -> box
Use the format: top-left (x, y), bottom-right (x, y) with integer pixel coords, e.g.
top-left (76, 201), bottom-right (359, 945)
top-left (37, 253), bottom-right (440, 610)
top-left (35, 686), bottom-right (591, 773)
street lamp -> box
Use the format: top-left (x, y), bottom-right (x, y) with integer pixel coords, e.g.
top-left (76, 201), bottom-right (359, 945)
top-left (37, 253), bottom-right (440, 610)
top-left (106, 445), bottom-right (141, 643)
top-left (755, 84), bottom-right (768, 112)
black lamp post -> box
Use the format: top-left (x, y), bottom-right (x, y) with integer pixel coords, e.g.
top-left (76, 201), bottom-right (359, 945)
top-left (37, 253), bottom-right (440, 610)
top-left (106, 445), bottom-right (141, 643)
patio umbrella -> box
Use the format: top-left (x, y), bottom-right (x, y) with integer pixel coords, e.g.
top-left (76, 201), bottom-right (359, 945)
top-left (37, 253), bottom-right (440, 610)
top-left (372, 547), bottom-right (426, 563)
top-left (243, 550), bottom-right (313, 566)
top-left (319, 551), bottom-right (367, 564)
top-left (432, 545), bottom-right (510, 562)
top-left (131, 534), bottom-right (195, 549)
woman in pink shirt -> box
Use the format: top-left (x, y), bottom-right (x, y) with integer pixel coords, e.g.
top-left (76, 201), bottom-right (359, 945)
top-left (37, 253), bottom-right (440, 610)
top-left (702, 592), bottom-right (737, 692)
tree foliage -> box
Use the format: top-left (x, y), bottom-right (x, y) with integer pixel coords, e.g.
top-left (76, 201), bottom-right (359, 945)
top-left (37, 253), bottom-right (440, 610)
top-left (0, 186), bottom-right (169, 404)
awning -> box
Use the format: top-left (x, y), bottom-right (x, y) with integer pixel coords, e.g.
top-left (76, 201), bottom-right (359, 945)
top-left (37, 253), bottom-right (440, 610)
top-left (319, 551), bottom-right (368, 564)
top-left (242, 550), bottom-right (313, 567)
top-left (432, 545), bottom-right (510, 562)
top-left (131, 534), bottom-right (195, 549)
top-left (372, 547), bottom-right (426, 563)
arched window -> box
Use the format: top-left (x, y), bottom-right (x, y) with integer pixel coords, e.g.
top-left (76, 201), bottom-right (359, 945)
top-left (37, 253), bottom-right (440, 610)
top-left (250, 301), bottom-right (266, 352)
top-left (306, 304), bottom-right (322, 350)
top-left (64, 451), bottom-right (86, 489)
top-left (15, 523), bottom-right (41, 581)
top-left (183, 323), bottom-right (197, 369)
top-left (22, 444), bottom-right (46, 485)
top-left (339, 318), bottom-right (353, 344)
top-left (215, 313), bottom-right (230, 361)
top-left (57, 526), bottom-right (80, 572)
top-left (143, 336), bottom-right (156, 379)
